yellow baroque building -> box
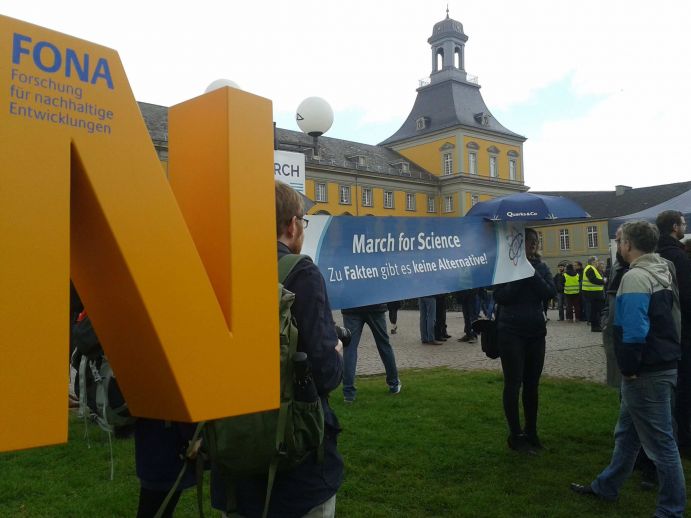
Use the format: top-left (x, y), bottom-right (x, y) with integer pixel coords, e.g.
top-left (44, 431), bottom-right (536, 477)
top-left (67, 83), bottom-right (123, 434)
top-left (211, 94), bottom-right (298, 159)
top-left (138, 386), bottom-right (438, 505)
top-left (140, 12), bottom-right (527, 218)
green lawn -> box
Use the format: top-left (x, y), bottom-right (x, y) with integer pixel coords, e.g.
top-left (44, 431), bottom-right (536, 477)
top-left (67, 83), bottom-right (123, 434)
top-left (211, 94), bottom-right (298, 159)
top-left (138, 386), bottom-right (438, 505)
top-left (1, 369), bottom-right (686, 517)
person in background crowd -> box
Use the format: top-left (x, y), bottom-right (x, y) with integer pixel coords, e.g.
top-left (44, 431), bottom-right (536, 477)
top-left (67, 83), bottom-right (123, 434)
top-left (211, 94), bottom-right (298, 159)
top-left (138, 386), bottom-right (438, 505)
top-left (456, 289), bottom-right (479, 343)
top-left (387, 300), bottom-right (402, 335)
top-left (597, 260), bottom-right (608, 284)
top-left (574, 261), bottom-right (587, 321)
top-left (553, 264), bottom-right (566, 321)
top-left (563, 263), bottom-right (581, 323)
top-left (419, 296), bottom-right (441, 345)
top-left (685, 238), bottom-right (691, 260)
top-left (479, 287), bottom-right (495, 320)
top-left (494, 228), bottom-right (556, 453)
top-left (582, 256), bottom-right (605, 332)
top-left (656, 210), bottom-right (691, 454)
top-left (434, 293), bottom-right (450, 341)
top-left (602, 226), bottom-right (629, 389)
top-left (571, 220), bottom-right (685, 518)
top-left (341, 304), bottom-right (402, 403)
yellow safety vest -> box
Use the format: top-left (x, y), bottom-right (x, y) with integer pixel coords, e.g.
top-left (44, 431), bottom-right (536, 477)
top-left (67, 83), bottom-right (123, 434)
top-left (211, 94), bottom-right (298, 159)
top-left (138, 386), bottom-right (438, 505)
top-left (582, 264), bottom-right (604, 292)
top-left (564, 273), bottom-right (580, 294)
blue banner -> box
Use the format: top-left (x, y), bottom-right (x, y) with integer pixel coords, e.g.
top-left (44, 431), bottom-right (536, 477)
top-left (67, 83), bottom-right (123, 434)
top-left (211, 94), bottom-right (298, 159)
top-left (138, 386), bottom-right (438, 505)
top-left (302, 216), bottom-right (534, 310)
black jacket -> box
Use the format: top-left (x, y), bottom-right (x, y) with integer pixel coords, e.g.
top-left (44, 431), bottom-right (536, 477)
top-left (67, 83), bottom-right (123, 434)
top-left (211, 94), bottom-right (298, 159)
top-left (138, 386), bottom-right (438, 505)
top-left (495, 258), bottom-right (556, 338)
top-left (658, 234), bottom-right (691, 340)
top-left (553, 272), bottom-right (566, 294)
top-left (228, 243), bottom-right (344, 518)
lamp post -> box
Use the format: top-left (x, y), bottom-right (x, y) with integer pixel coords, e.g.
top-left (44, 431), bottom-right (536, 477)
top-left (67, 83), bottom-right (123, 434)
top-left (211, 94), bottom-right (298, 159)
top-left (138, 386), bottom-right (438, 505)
top-left (295, 96), bottom-right (334, 160)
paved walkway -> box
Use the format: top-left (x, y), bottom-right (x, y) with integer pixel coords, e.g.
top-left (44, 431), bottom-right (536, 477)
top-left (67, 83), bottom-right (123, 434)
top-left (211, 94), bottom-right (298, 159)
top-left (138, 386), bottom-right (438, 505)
top-left (335, 309), bottom-right (606, 383)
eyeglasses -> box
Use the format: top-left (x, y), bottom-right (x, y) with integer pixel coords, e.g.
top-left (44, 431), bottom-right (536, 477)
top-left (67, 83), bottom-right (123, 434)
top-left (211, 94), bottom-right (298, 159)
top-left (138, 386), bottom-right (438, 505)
top-left (297, 216), bottom-right (309, 229)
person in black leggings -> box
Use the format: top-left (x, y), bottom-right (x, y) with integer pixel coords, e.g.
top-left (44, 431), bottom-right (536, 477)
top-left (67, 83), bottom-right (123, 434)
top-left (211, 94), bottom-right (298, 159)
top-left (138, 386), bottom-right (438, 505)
top-left (494, 228), bottom-right (556, 453)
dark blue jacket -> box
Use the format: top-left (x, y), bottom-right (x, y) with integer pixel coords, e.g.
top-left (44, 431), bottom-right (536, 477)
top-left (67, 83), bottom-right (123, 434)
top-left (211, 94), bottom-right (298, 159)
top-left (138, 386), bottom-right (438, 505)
top-left (217, 243), bottom-right (344, 518)
top-left (134, 419), bottom-right (197, 491)
top-left (657, 234), bottom-right (691, 341)
top-left (494, 257), bottom-right (556, 338)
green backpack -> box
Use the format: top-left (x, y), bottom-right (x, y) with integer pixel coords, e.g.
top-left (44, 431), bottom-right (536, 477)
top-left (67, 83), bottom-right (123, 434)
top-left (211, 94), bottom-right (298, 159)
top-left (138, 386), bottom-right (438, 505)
top-left (156, 254), bottom-right (326, 518)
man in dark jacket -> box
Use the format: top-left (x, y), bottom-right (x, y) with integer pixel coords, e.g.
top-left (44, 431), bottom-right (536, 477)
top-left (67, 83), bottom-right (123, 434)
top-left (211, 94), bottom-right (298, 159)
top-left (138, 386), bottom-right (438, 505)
top-left (222, 181), bottom-right (344, 518)
top-left (656, 210), bottom-right (691, 451)
top-left (341, 303), bottom-right (401, 403)
top-left (572, 220), bottom-right (685, 518)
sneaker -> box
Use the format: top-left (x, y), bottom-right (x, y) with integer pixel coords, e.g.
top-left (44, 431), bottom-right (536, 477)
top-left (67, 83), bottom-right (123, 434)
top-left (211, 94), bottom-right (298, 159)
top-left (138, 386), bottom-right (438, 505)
top-left (390, 325), bottom-right (397, 334)
top-left (389, 383), bottom-right (402, 395)
top-left (457, 335), bottom-right (471, 342)
top-left (422, 340), bottom-right (443, 345)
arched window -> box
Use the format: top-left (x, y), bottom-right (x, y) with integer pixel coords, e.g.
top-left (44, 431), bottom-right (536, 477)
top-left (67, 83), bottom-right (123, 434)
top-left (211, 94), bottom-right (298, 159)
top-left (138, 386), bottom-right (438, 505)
top-left (454, 47), bottom-right (462, 69)
top-left (436, 48), bottom-right (444, 71)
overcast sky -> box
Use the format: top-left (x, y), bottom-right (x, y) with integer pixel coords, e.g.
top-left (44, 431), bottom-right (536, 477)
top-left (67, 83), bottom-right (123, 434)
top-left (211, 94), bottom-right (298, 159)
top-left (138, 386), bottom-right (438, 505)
top-left (4, 0), bottom-right (690, 191)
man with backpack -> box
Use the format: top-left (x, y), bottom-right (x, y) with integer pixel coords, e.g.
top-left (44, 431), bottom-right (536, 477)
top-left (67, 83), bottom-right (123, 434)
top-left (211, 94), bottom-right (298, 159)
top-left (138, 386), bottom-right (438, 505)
top-left (214, 181), bottom-right (344, 517)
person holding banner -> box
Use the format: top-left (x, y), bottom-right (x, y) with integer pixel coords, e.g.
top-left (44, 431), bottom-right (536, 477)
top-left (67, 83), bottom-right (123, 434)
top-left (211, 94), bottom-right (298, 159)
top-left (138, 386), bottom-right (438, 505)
top-left (494, 228), bottom-right (556, 454)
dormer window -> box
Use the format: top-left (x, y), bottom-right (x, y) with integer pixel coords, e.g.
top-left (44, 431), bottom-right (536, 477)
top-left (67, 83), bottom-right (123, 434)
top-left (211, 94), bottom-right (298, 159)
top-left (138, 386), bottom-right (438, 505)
top-left (474, 112), bottom-right (490, 126)
top-left (416, 117), bottom-right (430, 130)
top-left (390, 161), bottom-right (411, 175)
top-left (346, 155), bottom-right (367, 168)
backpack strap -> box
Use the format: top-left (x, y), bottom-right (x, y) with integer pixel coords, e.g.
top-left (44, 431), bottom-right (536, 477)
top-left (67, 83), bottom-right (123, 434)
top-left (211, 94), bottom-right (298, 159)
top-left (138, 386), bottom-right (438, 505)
top-left (154, 421), bottom-right (206, 518)
top-left (278, 254), bottom-right (308, 284)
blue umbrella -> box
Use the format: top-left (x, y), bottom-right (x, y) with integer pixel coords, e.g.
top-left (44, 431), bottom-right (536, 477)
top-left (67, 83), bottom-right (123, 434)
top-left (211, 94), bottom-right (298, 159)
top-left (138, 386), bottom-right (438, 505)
top-left (465, 192), bottom-right (590, 221)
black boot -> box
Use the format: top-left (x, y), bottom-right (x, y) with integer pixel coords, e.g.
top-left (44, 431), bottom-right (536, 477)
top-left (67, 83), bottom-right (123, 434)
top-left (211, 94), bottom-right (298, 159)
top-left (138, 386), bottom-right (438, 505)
top-left (507, 434), bottom-right (537, 455)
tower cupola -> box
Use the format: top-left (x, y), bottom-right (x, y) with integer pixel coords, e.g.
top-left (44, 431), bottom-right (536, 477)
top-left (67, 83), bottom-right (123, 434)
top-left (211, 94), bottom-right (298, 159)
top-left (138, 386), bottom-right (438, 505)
top-left (428, 9), bottom-right (469, 84)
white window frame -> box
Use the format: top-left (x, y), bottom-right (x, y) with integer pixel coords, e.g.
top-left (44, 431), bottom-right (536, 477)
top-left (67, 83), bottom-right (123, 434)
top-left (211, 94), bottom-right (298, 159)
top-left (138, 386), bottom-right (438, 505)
top-left (559, 229), bottom-right (570, 251)
top-left (361, 186), bottom-right (372, 207)
top-left (427, 196), bottom-right (436, 213)
top-left (444, 195), bottom-right (454, 213)
top-left (315, 182), bottom-right (327, 203)
top-left (468, 152), bottom-right (477, 175)
top-left (384, 190), bottom-right (394, 209)
top-left (587, 225), bottom-right (599, 248)
top-left (443, 152), bottom-right (453, 176)
top-left (339, 185), bottom-right (351, 205)
top-left (471, 194), bottom-right (479, 206)
top-left (509, 159), bottom-right (516, 181)
top-left (406, 193), bottom-right (416, 211)
top-left (489, 155), bottom-right (498, 178)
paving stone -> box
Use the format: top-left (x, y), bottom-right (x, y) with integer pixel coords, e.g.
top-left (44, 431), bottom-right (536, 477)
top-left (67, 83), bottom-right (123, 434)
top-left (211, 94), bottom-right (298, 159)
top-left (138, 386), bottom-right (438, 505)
top-left (333, 309), bottom-right (606, 383)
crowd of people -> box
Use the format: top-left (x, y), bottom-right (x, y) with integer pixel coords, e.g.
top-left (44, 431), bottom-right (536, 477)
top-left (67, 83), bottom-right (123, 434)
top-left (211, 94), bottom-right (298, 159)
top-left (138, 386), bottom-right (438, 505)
top-left (69, 181), bottom-right (689, 518)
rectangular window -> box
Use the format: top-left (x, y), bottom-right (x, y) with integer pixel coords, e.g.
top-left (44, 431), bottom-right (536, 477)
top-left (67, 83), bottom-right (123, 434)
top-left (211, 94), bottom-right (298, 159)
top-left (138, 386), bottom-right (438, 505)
top-left (444, 195), bottom-right (454, 213)
top-left (339, 185), bottom-right (351, 205)
top-left (427, 196), bottom-right (436, 213)
top-left (468, 152), bottom-right (477, 175)
top-left (538, 231), bottom-right (544, 251)
top-left (509, 159), bottom-right (516, 181)
top-left (587, 225), bottom-right (599, 248)
top-left (406, 193), bottom-right (416, 211)
top-left (471, 194), bottom-right (479, 206)
top-left (559, 229), bottom-right (570, 251)
top-left (384, 191), bottom-right (394, 209)
top-left (315, 182), bottom-right (327, 202)
top-left (443, 152), bottom-right (453, 176)
top-left (361, 187), bottom-right (372, 207)
top-left (489, 156), bottom-right (497, 178)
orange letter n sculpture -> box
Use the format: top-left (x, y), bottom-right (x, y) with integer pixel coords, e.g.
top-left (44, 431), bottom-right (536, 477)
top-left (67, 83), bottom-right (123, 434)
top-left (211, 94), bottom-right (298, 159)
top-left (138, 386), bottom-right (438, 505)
top-left (0, 16), bottom-right (278, 452)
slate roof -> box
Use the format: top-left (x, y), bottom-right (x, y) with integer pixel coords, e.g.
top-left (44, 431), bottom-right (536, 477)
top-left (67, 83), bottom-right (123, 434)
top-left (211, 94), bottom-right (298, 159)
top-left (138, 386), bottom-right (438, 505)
top-left (532, 181), bottom-right (691, 220)
top-left (379, 79), bottom-right (525, 146)
top-left (138, 102), bottom-right (168, 144)
top-left (136, 101), bottom-right (438, 183)
top-left (275, 128), bottom-right (438, 183)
